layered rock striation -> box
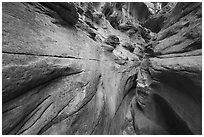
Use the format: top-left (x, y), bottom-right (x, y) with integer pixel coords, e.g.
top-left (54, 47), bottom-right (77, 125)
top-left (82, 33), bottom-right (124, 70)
top-left (2, 2), bottom-right (202, 135)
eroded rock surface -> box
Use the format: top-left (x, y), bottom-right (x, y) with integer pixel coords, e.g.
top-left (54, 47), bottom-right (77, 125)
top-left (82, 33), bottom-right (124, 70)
top-left (2, 2), bottom-right (202, 135)
top-left (134, 2), bottom-right (202, 135)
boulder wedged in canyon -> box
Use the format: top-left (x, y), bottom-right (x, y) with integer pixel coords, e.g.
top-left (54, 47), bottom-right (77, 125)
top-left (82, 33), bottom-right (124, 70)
top-left (2, 2), bottom-right (202, 135)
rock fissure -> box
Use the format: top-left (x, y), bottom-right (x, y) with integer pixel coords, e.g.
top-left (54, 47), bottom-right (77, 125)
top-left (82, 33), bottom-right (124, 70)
top-left (36, 96), bottom-right (76, 135)
top-left (3, 52), bottom-right (104, 61)
top-left (17, 102), bottom-right (54, 135)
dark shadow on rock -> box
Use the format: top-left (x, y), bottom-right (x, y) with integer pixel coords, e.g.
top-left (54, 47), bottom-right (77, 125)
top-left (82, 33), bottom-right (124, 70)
top-left (40, 2), bottom-right (78, 27)
top-left (152, 94), bottom-right (193, 135)
top-left (156, 71), bottom-right (202, 105)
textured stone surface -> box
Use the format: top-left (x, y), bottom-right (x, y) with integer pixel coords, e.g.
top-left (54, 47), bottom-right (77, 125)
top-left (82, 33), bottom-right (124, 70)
top-left (2, 2), bottom-right (141, 135)
top-left (40, 2), bottom-right (79, 26)
top-left (2, 2), bottom-right (202, 135)
top-left (133, 2), bottom-right (202, 135)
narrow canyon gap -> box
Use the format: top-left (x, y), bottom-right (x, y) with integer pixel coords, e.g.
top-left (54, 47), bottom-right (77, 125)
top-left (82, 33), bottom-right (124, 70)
top-left (2, 2), bottom-right (202, 135)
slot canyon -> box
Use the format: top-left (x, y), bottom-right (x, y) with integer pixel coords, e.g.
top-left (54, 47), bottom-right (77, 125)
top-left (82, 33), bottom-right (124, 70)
top-left (2, 2), bottom-right (202, 135)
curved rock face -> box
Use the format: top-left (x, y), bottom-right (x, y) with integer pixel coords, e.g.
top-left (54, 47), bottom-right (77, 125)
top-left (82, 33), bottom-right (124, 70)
top-left (2, 2), bottom-right (202, 135)
top-left (134, 2), bottom-right (202, 135)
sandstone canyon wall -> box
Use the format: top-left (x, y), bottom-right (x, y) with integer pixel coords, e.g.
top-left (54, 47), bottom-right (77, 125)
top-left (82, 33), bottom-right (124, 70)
top-left (2, 2), bottom-right (202, 135)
